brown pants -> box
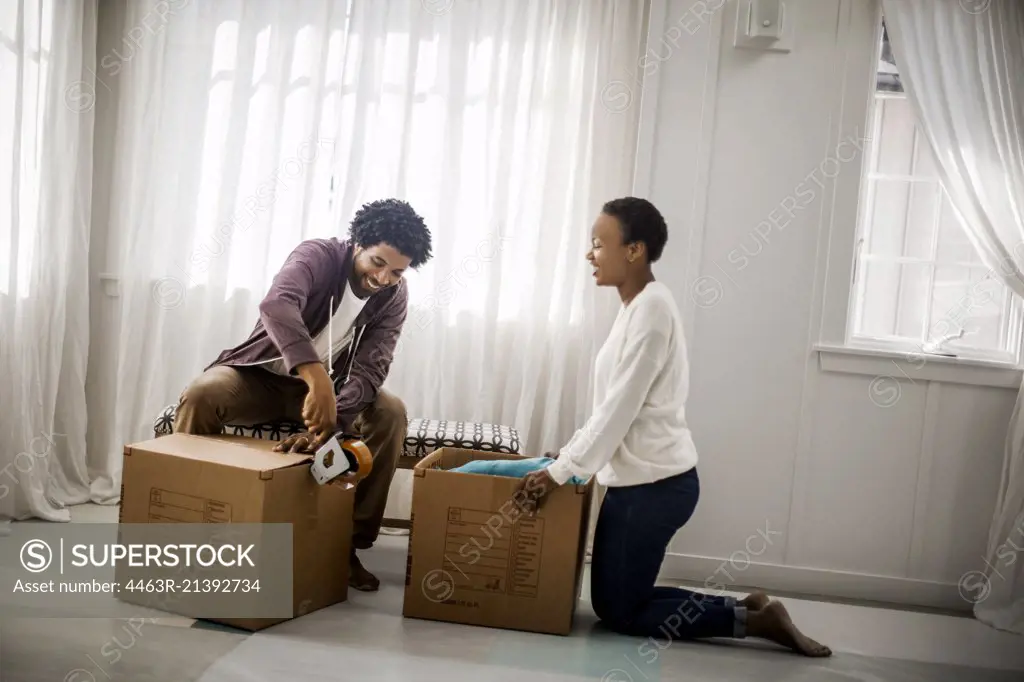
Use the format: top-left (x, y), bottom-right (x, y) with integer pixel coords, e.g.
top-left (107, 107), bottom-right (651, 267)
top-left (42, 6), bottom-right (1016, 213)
top-left (173, 365), bottom-right (406, 550)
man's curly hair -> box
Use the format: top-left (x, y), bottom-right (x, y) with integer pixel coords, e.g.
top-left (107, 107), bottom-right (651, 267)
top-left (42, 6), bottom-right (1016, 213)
top-left (349, 198), bottom-right (433, 268)
top-left (602, 197), bottom-right (668, 263)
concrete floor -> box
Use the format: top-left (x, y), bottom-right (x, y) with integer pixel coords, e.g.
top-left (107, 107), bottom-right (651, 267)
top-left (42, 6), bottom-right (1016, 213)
top-left (2, 504), bottom-right (1023, 681)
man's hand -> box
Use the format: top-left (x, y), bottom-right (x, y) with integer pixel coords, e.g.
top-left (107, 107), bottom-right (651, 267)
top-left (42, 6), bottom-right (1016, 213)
top-left (512, 468), bottom-right (560, 516)
top-left (273, 430), bottom-right (333, 454)
top-left (297, 362), bottom-right (337, 436)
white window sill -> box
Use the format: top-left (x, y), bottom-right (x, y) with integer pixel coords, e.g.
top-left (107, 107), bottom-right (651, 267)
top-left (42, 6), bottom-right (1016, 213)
top-left (815, 344), bottom-right (1023, 389)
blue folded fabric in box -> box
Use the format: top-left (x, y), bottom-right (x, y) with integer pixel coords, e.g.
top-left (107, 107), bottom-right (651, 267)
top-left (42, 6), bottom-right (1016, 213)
top-left (449, 457), bottom-right (586, 485)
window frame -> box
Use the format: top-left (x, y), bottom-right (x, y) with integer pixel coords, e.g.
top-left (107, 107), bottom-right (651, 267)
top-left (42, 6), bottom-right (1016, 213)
top-left (814, 1), bottom-right (1023, 388)
top-left (848, 52), bottom-right (1022, 365)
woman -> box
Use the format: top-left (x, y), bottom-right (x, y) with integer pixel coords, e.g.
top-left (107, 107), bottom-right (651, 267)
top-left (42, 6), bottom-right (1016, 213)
top-left (514, 197), bottom-right (831, 657)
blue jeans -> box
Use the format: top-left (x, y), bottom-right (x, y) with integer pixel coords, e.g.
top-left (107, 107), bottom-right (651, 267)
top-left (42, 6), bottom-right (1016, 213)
top-left (590, 467), bottom-right (747, 640)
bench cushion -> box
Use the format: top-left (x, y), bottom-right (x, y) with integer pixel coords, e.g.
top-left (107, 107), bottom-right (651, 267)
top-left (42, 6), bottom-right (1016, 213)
top-left (153, 405), bottom-right (521, 459)
top-left (403, 418), bottom-right (521, 458)
top-left (153, 403), bottom-right (304, 441)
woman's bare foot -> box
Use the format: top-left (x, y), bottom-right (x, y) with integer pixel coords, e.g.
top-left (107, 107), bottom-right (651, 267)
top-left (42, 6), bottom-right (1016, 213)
top-left (746, 601), bottom-right (832, 657)
top-left (740, 590), bottom-right (770, 611)
top-left (349, 551), bottom-right (380, 592)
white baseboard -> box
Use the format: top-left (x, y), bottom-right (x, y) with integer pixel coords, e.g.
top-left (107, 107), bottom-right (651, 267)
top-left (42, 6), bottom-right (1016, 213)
top-left (661, 553), bottom-right (969, 613)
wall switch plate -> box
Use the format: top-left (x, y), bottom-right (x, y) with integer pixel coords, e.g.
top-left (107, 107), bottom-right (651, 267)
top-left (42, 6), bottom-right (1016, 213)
top-left (98, 273), bottom-right (121, 298)
top-left (734, 0), bottom-right (795, 52)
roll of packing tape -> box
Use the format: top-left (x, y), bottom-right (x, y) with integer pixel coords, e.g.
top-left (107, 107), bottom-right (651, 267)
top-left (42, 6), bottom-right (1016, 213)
top-left (342, 438), bottom-right (373, 481)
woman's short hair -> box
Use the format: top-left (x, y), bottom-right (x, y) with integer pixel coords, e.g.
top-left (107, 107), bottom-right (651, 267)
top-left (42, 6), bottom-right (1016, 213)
top-left (601, 197), bottom-right (668, 263)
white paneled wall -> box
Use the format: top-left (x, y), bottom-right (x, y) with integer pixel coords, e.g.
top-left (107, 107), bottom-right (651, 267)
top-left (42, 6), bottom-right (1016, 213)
top-left (639, 0), bottom-right (1015, 611)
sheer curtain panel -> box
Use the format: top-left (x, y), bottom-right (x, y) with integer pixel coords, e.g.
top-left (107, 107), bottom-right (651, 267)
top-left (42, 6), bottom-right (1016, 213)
top-left (0, 0), bottom-right (98, 524)
top-left (882, 0), bottom-right (1024, 634)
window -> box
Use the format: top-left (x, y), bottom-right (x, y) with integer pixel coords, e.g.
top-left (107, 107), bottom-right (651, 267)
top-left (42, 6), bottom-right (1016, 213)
top-left (187, 11), bottom-right (527, 323)
top-left (847, 20), bottom-right (1022, 364)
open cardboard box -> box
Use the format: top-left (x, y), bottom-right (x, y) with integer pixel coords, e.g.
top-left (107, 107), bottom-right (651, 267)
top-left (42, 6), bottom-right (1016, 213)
top-left (117, 433), bottom-right (354, 631)
top-left (402, 447), bottom-right (593, 636)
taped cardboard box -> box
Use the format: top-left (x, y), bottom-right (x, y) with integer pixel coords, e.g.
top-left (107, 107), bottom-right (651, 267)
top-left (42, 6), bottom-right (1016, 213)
top-left (403, 448), bottom-right (593, 636)
top-left (118, 433), bottom-right (354, 631)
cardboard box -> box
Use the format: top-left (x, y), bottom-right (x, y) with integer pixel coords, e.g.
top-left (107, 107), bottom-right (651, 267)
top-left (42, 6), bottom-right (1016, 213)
top-left (402, 448), bottom-right (592, 635)
top-left (118, 433), bottom-right (354, 631)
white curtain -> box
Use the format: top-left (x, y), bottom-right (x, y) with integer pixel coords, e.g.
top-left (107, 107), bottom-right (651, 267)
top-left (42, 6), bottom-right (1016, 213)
top-left (93, 0), bottom-right (642, 487)
top-left (882, 0), bottom-right (1024, 634)
top-left (0, 0), bottom-right (98, 525)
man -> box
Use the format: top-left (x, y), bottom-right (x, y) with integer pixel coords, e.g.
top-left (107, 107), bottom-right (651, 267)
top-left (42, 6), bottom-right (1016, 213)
top-left (173, 198), bottom-right (433, 591)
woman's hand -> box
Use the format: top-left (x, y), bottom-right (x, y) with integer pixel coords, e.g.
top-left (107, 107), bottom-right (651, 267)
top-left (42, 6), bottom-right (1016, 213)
top-left (513, 468), bottom-right (560, 516)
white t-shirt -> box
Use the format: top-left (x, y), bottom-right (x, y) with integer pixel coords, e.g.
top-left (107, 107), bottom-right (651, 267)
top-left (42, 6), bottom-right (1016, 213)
top-left (264, 280), bottom-right (367, 375)
top-left (546, 281), bottom-right (699, 487)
